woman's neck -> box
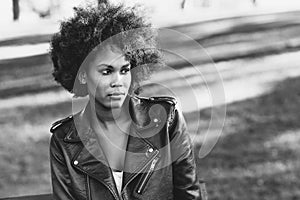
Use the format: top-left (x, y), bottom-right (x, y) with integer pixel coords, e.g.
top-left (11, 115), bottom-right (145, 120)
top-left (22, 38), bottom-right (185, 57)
top-left (89, 95), bottom-right (131, 128)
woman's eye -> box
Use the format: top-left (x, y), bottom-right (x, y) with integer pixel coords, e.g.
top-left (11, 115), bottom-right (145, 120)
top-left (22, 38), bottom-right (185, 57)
top-left (101, 69), bottom-right (112, 75)
top-left (121, 68), bottom-right (130, 74)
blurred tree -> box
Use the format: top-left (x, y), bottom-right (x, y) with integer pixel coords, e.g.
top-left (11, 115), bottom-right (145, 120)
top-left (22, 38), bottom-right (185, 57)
top-left (28, 0), bottom-right (52, 18)
top-left (31, 7), bottom-right (51, 18)
top-left (182, 0), bottom-right (211, 9)
top-left (181, 0), bottom-right (186, 9)
top-left (202, 0), bottom-right (210, 7)
top-left (98, 0), bottom-right (108, 8)
top-left (12, 0), bottom-right (20, 21)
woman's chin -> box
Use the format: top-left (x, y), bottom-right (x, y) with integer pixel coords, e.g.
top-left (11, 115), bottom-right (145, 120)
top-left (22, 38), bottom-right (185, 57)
top-left (109, 103), bottom-right (123, 109)
top-left (106, 99), bottom-right (125, 109)
top-left (93, 95), bottom-right (125, 109)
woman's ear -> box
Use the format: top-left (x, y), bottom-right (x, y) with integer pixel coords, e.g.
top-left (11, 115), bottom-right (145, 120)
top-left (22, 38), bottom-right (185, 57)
top-left (78, 71), bottom-right (87, 84)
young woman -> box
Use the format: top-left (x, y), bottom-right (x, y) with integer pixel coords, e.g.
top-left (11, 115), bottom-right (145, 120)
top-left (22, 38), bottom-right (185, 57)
top-left (49, 3), bottom-right (202, 200)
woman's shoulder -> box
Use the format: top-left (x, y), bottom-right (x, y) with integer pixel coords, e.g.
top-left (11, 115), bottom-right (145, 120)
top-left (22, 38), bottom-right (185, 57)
top-left (133, 95), bottom-right (179, 127)
top-left (50, 115), bottom-right (74, 139)
top-left (135, 95), bottom-right (178, 106)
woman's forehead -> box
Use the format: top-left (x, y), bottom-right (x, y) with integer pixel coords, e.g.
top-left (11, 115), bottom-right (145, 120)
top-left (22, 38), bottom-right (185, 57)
top-left (93, 45), bottom-right (128, 66)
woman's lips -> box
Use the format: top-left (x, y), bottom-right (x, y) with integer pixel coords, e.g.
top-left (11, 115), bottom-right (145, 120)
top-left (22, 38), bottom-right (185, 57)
top-left (108, 92), bottom-right (125, 100)
top-left (108, 92), bottom-right (125, 96)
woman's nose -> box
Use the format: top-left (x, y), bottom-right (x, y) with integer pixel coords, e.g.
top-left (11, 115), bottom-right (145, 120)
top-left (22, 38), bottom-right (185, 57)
top-left (110, 73), bottom-right (122, 87)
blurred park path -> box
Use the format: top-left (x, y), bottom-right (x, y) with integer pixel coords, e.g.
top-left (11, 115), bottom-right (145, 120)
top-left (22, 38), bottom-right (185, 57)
top-left (1, 11), bottom-right (300, 111)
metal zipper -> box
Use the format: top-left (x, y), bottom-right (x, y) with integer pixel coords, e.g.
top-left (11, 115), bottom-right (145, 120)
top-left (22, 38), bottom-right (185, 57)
top-left (86, 175), bottom-right (91, 200)
top-left (122, 149), bottom-right (159, 194)
top-left (136, 156), bottom-right (159, 194)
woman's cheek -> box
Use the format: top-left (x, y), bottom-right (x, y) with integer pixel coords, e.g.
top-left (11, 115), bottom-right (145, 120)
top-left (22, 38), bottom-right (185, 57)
top-left (125, 74), bottom-right (132, 87)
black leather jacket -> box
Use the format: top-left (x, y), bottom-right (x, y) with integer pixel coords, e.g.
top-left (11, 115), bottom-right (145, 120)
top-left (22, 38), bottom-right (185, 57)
top-left (50, 96), bottom-right (203, 200)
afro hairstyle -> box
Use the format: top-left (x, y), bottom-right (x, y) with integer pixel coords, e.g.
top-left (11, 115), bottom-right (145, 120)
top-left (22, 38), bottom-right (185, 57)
top-left (49, 2), bottom-right (163, 97)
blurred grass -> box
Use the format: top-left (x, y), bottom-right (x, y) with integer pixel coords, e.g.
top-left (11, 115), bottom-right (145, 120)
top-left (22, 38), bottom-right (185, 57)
top-left (196, 76), bottom-right (300, 200)
top-left (1, 11), bottom-right (300, 199)
top-left (0, 101), bottom-right (72, 198)
top-left (0, 76), bottom-right (300, 199)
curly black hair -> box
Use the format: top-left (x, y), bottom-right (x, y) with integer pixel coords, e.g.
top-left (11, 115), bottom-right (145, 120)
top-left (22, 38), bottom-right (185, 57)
top-left (49, 2), bottom-right (162, 97)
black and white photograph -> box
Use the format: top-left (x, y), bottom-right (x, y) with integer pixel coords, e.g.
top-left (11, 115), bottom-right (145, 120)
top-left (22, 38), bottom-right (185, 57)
top-left (0, 0), bottom-right (300, 199)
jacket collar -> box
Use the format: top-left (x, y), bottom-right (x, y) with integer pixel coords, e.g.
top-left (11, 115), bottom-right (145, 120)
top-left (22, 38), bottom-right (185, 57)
top-left (63, 96), bottom-right (161, 195)
top-left (63, 96), bottom-right (159, 142)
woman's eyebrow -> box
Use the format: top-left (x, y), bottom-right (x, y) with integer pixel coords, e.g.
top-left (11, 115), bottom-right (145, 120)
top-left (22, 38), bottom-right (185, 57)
top-left (97, 64), bottom-right (113, 69)
top-left (96, 63), bottom-right (130, 69)
top-left (122, 63), bottom-right (130, 68)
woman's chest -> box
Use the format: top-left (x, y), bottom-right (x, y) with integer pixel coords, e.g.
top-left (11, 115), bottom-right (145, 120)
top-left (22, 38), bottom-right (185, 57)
top-left (97, 128), bottom-right (129, 170)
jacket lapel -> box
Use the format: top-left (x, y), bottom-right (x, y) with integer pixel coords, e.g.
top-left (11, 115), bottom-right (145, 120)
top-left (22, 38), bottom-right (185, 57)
top-left (64, 96), bottom-right (161, 194)
top-left (122, 97), bottom-right (161, 187)
top-left (122, 125), bottom-right (160, 188)
top-left (67, 108), bottom-right (119, 195)
top-left (73, 133), bottom-right (117, 189)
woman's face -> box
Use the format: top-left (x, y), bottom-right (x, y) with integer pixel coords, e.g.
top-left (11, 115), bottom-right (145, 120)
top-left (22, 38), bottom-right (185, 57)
top-left (83, 45), bottom-right (132, 109)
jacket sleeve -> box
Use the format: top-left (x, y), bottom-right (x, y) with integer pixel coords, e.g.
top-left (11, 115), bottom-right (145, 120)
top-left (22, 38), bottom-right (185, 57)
top-left (50, 135), bottom-right (76, 200)
top-left (169, 106), bottom-right (202, 200)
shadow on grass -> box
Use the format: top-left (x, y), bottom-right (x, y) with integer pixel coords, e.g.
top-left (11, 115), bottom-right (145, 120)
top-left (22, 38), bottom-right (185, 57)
top-left (1, 76), bottom-right (300, 198)
top-left (0, 34), bottom-right (52, 47)
top-left (0, 54), bottom-right (50, 69)
top-left (0, 100), bottom-right (73, 197)
top-left (0, 53), bottom-right (59, 98)
top-left (193, 76), bottom-right (300, 200)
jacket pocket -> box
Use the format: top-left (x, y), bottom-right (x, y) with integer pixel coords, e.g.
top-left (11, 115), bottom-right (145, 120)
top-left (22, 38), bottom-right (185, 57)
top-left (136, 157), bottom-right (159, 194)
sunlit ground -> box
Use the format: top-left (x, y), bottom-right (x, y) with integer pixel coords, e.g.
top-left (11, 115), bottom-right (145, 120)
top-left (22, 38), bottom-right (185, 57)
top-left (196, 77), bottom-right (300, 200)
